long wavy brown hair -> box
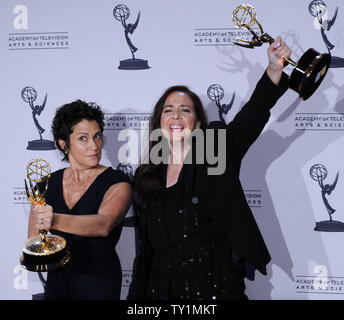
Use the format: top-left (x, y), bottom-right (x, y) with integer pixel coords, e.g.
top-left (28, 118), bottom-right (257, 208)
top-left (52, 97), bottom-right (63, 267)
top-left (134, 85), bottom-right (208, 211)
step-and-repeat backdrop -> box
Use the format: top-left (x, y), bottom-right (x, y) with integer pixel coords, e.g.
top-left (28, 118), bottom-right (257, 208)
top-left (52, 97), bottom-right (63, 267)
top-left (1, 0), bottom-right (344, 300)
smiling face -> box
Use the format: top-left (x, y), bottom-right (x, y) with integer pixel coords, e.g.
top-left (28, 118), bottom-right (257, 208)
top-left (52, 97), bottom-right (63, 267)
top-left (58, 119), bottom-right (103, 170)
top-left (160, 91), bottom-right (200, 144)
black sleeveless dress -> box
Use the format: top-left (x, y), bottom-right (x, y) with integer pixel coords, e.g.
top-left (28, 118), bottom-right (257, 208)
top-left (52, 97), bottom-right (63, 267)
top-left (43, 167), bottom-right (131, 300)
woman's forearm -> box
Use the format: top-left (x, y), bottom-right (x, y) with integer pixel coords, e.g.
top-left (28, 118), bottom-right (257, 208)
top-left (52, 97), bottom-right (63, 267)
top-left (30, 182), bottom-right (132, 238)
top-left (52, 212), bottom-right (121, 237)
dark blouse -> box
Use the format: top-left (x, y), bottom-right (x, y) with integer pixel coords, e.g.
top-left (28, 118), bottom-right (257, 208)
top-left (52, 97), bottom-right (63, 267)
top-left (43, 167), bottom-right (132, 300)
top-left (144, 175), bottom-right (246, 300)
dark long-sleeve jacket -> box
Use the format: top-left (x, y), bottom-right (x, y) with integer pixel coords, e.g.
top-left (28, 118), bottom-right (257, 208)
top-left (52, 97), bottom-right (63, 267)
top-left (128, 71), bottom-right (289, 299)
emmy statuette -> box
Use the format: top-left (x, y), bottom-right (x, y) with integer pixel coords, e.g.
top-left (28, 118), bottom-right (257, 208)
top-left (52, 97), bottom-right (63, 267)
top-left (21, 87), bottom-right (56, 150)
top-left (232, 4), bottom-right (331, 100)
top-left (113, 4), bottom-right (150, 70)
top-left (309, 164), bottom-right (344, 232)
top-left (20, 158), bottom-right (70, 272)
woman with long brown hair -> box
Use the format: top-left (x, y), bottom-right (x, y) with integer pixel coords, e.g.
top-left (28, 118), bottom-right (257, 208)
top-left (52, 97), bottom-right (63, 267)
top-left (129, 36), bottom-right (291, 300)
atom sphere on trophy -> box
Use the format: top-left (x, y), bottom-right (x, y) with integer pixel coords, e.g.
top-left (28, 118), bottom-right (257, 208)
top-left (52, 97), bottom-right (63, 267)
top-left (21, 86), bottom-right (37, 104)
top-left (309, 163), bottom-right (328, 182)
top-left (117, 162), bottom-right (134, 181)
top-left (113, 4), bottom-right (130, 21)
top-left (308, 0), bottom-right (327, 18)
top-left (207, 84), bottom-right (225, 103)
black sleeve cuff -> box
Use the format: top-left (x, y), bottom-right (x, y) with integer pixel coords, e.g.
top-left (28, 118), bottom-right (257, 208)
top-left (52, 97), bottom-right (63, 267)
top-left (251, 70), bottom-right (289, 109)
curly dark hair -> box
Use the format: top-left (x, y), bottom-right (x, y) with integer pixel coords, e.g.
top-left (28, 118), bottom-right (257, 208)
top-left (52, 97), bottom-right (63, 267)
top-left (51, 99), bottom-right (104, 161)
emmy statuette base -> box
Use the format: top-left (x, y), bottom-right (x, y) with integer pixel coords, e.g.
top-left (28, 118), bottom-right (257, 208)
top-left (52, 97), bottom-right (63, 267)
top-left (314, 220), bottom-right (344, 232)
top-left (20, 233), bottom-right (70, 272)
top-left (27, 139), bottom-right (56, 150)
top-left (20, 250), bottom-right (71, 272)
top-left (118, 58), bottom-right (150, 70)
top-left (289, 49), bottom-right (331, 100)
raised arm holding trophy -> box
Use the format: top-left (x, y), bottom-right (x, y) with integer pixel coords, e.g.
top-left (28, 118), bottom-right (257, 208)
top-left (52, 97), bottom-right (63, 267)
top-left (128, 6), bottom-right (294, 300)
top-left (232, 3), bottom-right (331, 100)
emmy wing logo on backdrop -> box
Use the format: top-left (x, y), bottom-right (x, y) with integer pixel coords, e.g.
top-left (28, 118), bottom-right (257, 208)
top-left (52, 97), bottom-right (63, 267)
top-left (309, 164), bottom-right (344, 231)
top-left (21, 86), bottom-right (55, 150)
top-left (113, 4), bottom-right (149, 70)
top-left (117, 162), bottom-right (134, 181)
top-left (308, 0), bottom-right (344, 68)
top-left (207, 84), bottom-right (235, 124)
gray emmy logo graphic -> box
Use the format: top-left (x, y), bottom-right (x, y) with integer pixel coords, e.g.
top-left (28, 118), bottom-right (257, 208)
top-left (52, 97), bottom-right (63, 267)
top-left (113, 4), bottom-right (149, 70)
top-left (308, 0), bottom-right (344, 68)
top-left (21, 86), bottom-right (56, 150)
top-left (309, 164), bottom-right (344, 231)
top-left (117, 162), bottom-right (137, 228)
top-left (207, 84), bottom-right (235, 124)
top-left (117, 162), bottom-right (134, 181)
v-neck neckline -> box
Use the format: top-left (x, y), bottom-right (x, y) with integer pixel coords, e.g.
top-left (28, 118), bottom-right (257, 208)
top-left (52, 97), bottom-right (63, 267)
top-left (60, 167), bottom-right (110, 212)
